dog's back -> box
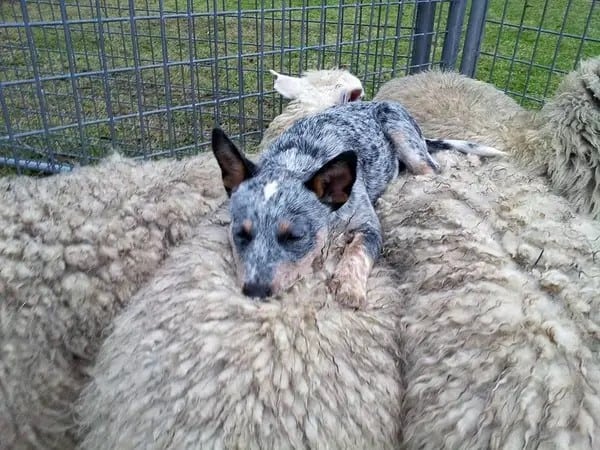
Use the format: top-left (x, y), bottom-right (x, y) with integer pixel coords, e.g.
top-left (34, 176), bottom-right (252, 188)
top-left (259, 101), bottom-right (411, 205)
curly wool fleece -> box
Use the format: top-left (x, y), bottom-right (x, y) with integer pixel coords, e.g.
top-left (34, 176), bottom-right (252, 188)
top-left (0, 67), bottom-right (366, 450)
top-left (0, 153), bottom-right (224, 449)
top-left (376, 152), bottom-right (600, 449)
top-left (77, 148), bottom-right (600, 449)
top-left (76, 207), bottom-right (405, 450)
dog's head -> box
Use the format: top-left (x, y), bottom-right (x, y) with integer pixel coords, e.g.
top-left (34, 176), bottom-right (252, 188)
top-left (269, 68), bottom-right (364, 107)
top-left (211, 128), bottom-right (358, 299)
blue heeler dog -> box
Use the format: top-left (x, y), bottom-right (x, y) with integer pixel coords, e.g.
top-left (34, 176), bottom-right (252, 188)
top-left (211, 100), bottom-right (505, 308)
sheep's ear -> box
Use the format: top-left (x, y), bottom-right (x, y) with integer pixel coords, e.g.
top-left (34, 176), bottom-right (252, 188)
top-left (269, 69), bottom-right (309, 100)
top-left (211, 128), bottom-right (256, 197)
top-left (338, 87), bottom-right (364, 104)
top-left (304, 151), bottom-right (358, 211)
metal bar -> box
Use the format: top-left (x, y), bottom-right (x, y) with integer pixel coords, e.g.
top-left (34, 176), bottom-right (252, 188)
top-left (459, 0), bottom-right (490, 77)
top-left (409, 0), bottom-right (437, 74)
top-left (541, 0), bottom-right (575, 100)
top-left (440, 0), bottom-right (467, 70)
top-left (186, 0), bottom-right (200, 153)
top-left (58, 0), bottom-right (89, 164)
top-left (0, 85), bottom-right (22, 174)
top-left (94, 0), bottom-right (117, 145)
top-left (158, 0), bottom-right (175, 156)
top-left (18, 0), bottom-right (56, 166)
top-left (503, 1), bottom-right (530, 95)
top-left (521, 0), bottom-right (551, 102)
top-left (0, 156), bottom-right (74, 174)
top-left (127, 0), bottom-right (148, 156)
top-left (573, 1), bottom-right (596, 68)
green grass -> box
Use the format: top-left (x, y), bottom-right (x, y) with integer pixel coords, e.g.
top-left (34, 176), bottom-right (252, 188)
top-left (477, 0), bottom-right (600, 108)
top-left (0, 0), bottom-right (598, 174)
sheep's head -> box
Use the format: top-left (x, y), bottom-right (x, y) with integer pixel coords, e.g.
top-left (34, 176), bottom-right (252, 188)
top-left (269, 68), bottom-right (364, 107)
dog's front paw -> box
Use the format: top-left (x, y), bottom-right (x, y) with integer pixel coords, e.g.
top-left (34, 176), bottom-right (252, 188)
top-left (329, 273), bottom-right (367, 310)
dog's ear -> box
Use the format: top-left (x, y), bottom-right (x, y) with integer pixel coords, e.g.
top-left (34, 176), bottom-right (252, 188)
top-left (269, 69), bottom-right (309, 100)
top-left (338, 87), bottom-right (364, 104)
top-left (304, 151), bottom-right (358, 211)
top-left (211, 128), bottom-right (256, 197)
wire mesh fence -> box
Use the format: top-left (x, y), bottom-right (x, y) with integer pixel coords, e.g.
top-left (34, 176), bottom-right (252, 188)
top-left (0, 0), bottom-right (598, 174)
top-left (477, 0), bottom-right (599, 108)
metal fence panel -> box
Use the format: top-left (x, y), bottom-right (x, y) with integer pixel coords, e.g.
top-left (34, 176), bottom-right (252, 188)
top-left (1, 0), bottom-right (598, 174)
top-left (475, 0), bottom-right (599, 108)
top-left (0, 0), bottom-right (455, 173)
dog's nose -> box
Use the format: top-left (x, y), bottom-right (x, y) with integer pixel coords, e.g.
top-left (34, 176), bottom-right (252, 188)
top-left (242, 282), bottom-right (272, 299)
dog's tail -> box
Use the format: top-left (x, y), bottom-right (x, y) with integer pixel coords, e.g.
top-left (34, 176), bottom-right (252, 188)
top-left (425, 138), bottom-right (507, 157)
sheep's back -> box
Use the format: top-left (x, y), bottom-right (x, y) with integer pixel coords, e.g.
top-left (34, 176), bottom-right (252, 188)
top-left (377, 152), bottom-right (600, 449)
top-left (76, 207), bottom-right (404, 450)
top-left (0, 153), bottom-right (224, 449)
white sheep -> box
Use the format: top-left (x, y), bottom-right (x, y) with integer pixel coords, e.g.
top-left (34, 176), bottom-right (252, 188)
top-left (75, 148), bottom-right (600, 449)
top-left (374, 55), bottom-right (600, 219)
top-left (75, 207), bottom-right (405, 449)
top-left (0, 68), bottom-right (363, 450)
top-left (379, 153), bottom-right (600, 449)
top-left (371, 58), bottom-right (600, 448)
top-left (0, 153), bottom-right (223, 449)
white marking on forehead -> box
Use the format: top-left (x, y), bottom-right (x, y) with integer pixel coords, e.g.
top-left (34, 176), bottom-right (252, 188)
top-left (263, 180), bottom-right (279, 201)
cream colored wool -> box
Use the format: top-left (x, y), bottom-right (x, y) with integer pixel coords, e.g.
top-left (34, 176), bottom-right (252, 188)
top-left (0, 154), bottom-right (224, 449)
top-left (75, 207), bottom-right (404, 450)
top-left (536, 57), bottom-right (600, 218)
top-left (376, 152), bottom-right (600, 449)
top-left (374, 55), bottom-right (600, 219)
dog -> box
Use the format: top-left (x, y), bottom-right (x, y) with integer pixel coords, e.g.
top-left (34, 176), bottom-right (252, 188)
top-left (211, 100), bottom-right (505, 308)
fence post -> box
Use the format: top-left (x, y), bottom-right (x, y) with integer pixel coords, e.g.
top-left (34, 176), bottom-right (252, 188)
top-left (409, 0), bottom-right (437, 74)
top-left (460, 0), bottom-right (490, 77)
top-left (441, 0), bottom-right (467, 70)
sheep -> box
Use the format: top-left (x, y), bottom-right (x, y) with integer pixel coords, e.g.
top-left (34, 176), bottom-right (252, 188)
top-left (0, 153), bottom-right (224, 449)
top-left (374, 55), bottom-right (600, 219)
top-left (378, 152), bottom-right (600, 449)
top-left (75, 206), bottom-right (405, 450)
top-left (372, 60), bottom-right (600, 447)
top-left (259, 68), bottom-right (364, 150)
top-left (76, 62), bottom-right (600, 448)
top-left (74, 147), bottom-right (600, 449)
top-left (0, 68), bottom-right (366, 450)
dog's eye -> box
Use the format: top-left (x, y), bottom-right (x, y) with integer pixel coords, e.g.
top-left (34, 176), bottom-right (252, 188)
top-left (277, 230), bottom-right (303, 245)
top-left (235, 229), bottom-right (253, 245)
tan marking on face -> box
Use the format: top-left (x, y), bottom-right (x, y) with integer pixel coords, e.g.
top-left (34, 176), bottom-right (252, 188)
top-left (278, 220), bottom-right (291, 236)
top-left (242, 219), bottom-right (252, 235)
top-left (271, 230), bottom-right (327, 294)
top-left (330, 233), bottom-right (374, 309)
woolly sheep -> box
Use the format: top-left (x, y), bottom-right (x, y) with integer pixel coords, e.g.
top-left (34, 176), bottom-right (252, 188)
top-left (374, 55), bottom-right (600, 218)
top-left (75, 206), bottom-right (405, 449)
top-left (379, 152), bottom-right (600, 449)
top-left (77, 149), bottom-right (600, 449)
top-left (0, 153), bottom-right (223, 449)
top-left (0, 68), bottom-right (362, 450)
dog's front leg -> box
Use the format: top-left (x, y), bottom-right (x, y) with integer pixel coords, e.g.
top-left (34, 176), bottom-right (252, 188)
top-left (329, 223), bottom-right (381, 310)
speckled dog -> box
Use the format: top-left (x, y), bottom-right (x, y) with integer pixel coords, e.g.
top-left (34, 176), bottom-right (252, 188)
top-left (211, 100), bottom-right (504, 308)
